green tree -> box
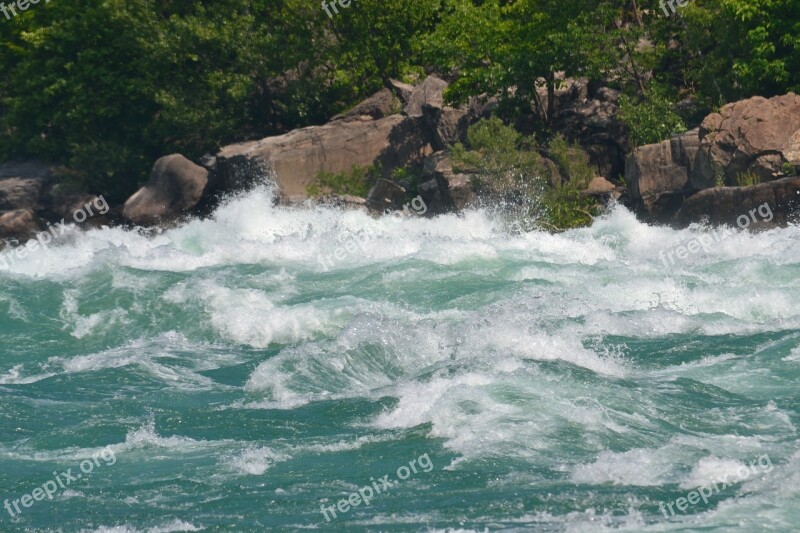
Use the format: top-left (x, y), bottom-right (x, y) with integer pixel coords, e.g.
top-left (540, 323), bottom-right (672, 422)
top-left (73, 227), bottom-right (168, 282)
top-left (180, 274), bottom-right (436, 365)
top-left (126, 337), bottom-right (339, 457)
top-left (672, 0), bottom-right (800, 103)
top-left (425, 0), bottom-right (626, 125)
top-left (324, 0), bottom-right (442, 94)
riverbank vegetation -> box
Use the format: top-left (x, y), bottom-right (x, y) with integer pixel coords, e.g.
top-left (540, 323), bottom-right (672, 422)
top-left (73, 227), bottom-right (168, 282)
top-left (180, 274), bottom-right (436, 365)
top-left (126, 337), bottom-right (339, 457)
top-left (0, 0), bottom-right (797, 201)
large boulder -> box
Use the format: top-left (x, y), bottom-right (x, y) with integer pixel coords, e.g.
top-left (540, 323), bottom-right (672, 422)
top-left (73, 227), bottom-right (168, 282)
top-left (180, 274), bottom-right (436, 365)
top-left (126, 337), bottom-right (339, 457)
top-left (674, 177), bottom-right (800, 228)
top-left (404, 76), bottom-right (449, 117)
top-left (122, 154), bottom-right (208, 225)
top-left (625, 130), bottom-right (711, 220)
top-left (211, 76), bottom-right (486, 203)
top-left (417, 151), bottom-right (477, 214)
top-left (412, 76), bottom-right (478, 150)
top-left (0, 209), bottom-right (46, 244)
top-left (366, 179), bottom-right (407, 213)
top-left (214, 115), bottom-right (433, 200)
top-left (0, 161), bottom-right (54, 211)
top-left (584, 176), bottom-right (617, 195)
top-left (623, 92), bottom-right (800, 224)
top-left (698, 93), bottom-right (800, 186)
top-left (41, 183), bottom-right (108, 224)
top-left (388, 79), bottom-right (416, 104)
top-left (423, 104), bottom-right (471, 151)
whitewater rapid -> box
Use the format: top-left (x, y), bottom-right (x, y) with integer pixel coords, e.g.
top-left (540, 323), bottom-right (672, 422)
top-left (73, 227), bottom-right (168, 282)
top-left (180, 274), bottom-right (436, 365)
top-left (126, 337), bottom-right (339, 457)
top-left (2, 185), bottom-right (800, 531)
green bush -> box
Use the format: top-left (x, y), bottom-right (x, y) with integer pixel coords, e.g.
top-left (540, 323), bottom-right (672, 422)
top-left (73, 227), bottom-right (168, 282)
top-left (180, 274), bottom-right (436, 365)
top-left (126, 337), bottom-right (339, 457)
top-left (619, 85), bottom-right (687, 148)
top-left (307, 163), bottom-right (383, 198)
top-left (736, 171), bottom-right (761, 187)
top-left (452, 119), bottom-right (599, 231)
top-left (451, 117), bottom-right (546, 198)
top-left (547, 135), bottom-right (594, 187)
top-left (542, 135), bottom-right (600, 230)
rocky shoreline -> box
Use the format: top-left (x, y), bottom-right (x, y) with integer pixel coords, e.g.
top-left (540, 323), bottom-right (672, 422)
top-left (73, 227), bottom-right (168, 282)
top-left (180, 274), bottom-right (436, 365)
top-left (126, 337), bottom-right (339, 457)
top-left (2, 77), bottom-right (799, 248)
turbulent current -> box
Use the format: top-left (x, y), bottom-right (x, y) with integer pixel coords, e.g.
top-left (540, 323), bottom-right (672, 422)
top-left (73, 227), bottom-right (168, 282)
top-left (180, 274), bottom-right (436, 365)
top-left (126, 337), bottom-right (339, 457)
top-left (1, 185), bottom-right (800, 532)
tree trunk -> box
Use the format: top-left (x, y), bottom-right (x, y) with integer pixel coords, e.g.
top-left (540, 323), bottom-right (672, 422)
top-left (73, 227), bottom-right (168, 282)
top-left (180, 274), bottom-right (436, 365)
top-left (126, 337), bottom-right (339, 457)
top-left (631, 0), bottom-right (643, 27)
top-left (546, 73), bottom-right (555, 127)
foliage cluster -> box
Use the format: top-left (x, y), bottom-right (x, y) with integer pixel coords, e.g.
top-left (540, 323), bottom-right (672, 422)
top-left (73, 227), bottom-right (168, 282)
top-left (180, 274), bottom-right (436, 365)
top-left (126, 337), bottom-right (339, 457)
top-left (307, 163), bottom-right (383, 198)
top-left (618, 85), bottom-right (687, 147)
top-left (452, 118), bottom-right (599, 230)
top-left (542, 135), bottom-right (600, 229)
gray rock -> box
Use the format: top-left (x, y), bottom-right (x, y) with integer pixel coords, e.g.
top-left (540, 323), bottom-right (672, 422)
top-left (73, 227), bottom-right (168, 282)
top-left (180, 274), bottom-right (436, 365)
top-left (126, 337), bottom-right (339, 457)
top-left (537, 78), bottom-right (590, 119)
top-left (585, 176), bottom-right (616, 195)
top-left (214, 115), bottom-right (433, 200)
top-left (417, 151), bottom-right (477, 214)
top-left (422, 104), bottom-right (470, 150)
top-left (675, 177), bottom-right (800, 228)
top-left (405, 76), bottom-right (449, 117)
top-left (699, 93), bottom-right (800, 185)
top-left (122, 154), bottom-right (208, 225)
top-left (0, 209), bottom-right (46, 244)
top-left (389, 79), bottom-right (416, 104)
top-left (626, 130), bottom-right (710, 219)
top-left (0, 161), bottom-right (54, 212)
top-left (42, 183), bottom-right (105, 223)
top-left (555, 85), bottom-right (627, 179)
top-left (366, 179), bottom-right (406, 213)
top-left (0, 160), bottom-right (53, 180)
top-left (333, 88), bottom-right (401, 122)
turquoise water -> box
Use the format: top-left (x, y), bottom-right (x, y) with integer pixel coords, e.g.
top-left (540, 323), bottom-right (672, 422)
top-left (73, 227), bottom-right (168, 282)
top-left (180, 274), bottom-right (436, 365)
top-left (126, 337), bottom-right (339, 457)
top-left (2, 185), bottom-right (800, 532)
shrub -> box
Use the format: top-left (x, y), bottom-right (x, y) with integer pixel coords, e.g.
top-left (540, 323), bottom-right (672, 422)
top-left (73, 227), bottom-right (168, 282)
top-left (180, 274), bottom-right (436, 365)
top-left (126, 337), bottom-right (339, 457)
top-left (451, 119), bottom-right (599, 231)
top-left (736, 171), bottom-right (761, 187)
top-left (547, 135), bottom-right (594, 187)
top-left (542, 135), bottom-right (600, 229)
top-left (451, 117), bottom-right (546, 198)
top-left (306, 163), bottom-right (383, 198)
top-left (715, 166), bottom-right (726, 188)
top-left (619, 85), bottom-right (687, 147)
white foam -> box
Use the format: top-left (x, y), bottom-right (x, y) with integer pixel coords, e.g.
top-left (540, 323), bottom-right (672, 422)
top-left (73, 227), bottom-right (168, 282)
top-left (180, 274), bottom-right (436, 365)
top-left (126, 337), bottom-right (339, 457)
top-left (0, 364), bottom-right (56, 384)
top-left (120, 419), bottom-right (216, 453)
top-left (165, 280), bottom-right (336, 348)
top-left (60, 289), bottom-right (131, 339)
top-left (86, 520), bottom-right (202, 533)
top-left (680, 455), bottom-right (759, 489)
top-left (227, 445), bottom-right (290, 476)
top-left (570, 448), bottom-right (678, 486)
